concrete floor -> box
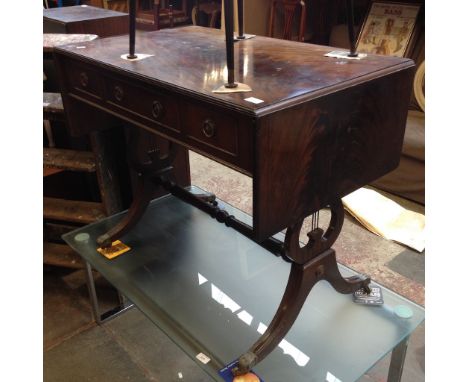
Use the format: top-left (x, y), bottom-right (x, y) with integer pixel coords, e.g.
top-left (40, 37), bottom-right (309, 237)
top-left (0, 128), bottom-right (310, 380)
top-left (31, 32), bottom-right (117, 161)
top-left (44, 153), bottom-right (425, 382)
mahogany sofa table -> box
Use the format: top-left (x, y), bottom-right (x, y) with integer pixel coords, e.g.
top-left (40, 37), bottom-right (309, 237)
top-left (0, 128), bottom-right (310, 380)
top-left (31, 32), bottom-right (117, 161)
top-left (55, 26), bottom-right (414, 375)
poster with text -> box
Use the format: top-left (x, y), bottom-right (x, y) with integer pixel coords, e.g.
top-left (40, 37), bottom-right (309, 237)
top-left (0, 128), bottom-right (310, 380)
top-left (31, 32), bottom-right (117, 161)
top-left (357, 2), bottom-right (421, 57)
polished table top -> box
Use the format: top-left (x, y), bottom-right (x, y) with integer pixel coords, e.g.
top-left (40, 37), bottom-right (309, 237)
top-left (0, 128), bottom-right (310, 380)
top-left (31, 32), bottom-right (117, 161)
top-left (54, 26), bottom-right (413, 117)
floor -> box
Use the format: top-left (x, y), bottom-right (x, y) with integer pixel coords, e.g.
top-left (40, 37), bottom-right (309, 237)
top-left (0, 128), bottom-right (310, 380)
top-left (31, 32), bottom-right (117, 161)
top-left (44, 152), bottom-right (425, 382)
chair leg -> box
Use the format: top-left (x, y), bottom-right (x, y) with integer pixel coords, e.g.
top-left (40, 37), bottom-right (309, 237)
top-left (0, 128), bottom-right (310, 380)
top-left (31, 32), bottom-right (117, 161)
top-left (210, 10), bottom-right (221, 29)
top-left (169, 4), bottom-right (174, 28)
top-left (44, 120), bottom-right (55, 148)
top-left (299, 1), bottom-right (306, 41)
top-left (269, 1), bottom-right (277, 37)
top-left (153, 0), bottom-right (161, 30)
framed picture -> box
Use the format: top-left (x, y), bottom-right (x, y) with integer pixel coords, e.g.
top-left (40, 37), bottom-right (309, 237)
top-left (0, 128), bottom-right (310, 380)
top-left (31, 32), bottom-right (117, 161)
top-left (356, 2), bottom-right (421, 57)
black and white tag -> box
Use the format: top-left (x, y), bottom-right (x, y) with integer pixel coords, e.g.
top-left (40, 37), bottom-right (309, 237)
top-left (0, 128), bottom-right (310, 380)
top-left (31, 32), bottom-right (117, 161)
top-left (353, 285), bottom-right (384, 306)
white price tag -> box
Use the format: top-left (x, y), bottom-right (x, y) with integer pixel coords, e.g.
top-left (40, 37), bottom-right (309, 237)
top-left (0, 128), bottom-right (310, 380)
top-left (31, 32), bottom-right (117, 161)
top-left (196, 352), bottom-right (211, 364)
top-left (244, 97), bottom-right (264, 104)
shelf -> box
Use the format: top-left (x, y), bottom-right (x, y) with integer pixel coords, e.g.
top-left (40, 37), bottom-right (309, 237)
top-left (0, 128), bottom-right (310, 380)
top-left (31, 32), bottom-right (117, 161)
top-left (44, 197), bottom-right (106, 224)
top-left (44, 148), bottom-right (96, 173)
top-left (43, 242), bottom-right (84, 269)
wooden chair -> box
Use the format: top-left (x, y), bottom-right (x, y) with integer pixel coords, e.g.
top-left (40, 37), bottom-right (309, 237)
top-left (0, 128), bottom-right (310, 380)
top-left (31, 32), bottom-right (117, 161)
top-left (192, 0), bottom-right (222, 29)
top-left (136, 0), bottom-right (191, 31)
top-left (269, 0), bottom-right (307, 42)
top-left (102, 0), bottom-right (128, 12)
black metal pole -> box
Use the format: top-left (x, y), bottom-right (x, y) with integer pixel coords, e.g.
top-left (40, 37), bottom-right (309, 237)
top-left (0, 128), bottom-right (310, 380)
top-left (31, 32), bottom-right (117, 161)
top-left (224, 0), bottom-right (237, 87)
top-left (346, 0), bottom-right (358, 57)
top-left (128, 0), bottom-right (137, 59)
top-left (237, 0), bottom-right (245, 39)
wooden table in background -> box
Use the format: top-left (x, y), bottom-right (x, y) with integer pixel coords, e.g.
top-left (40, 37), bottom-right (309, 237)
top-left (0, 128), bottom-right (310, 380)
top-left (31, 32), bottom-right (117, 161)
top-left (43, 5), bottom-right (129, 37)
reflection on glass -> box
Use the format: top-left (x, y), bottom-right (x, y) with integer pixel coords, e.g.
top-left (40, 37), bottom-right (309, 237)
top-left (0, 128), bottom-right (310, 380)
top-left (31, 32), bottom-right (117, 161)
top-left (203, 272), bottom-right (310, 367)
top-left (211, 284), bottom-right (241, 313)
top-left (198, 272), bottom-right (208, 285)
top-left (237, 310), bottom-right (253, 326)
top-left (257, 322), bottom-right (310, 367)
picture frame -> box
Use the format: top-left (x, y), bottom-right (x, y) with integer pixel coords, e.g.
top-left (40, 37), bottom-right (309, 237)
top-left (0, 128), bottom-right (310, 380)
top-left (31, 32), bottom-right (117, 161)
top-left (356, 1), bottom-right (421, 57)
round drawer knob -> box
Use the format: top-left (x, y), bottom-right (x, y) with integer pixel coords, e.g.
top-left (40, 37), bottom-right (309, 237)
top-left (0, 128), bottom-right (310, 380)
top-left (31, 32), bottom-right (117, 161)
top-left (79, 72), bottom-right (89, 88)
top-left (202, 119), bottom-right (216, 138)
top-left (114, 85), bottom-right (124, 102)
top-left (152, 100), bottom-right (164, 120)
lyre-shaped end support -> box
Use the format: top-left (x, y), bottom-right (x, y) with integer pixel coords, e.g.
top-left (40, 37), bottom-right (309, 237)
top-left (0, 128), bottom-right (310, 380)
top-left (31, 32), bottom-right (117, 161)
top-left (284, 199), bottom-right (344, 263)
top-left (232, 200), bottom-right (371, 376)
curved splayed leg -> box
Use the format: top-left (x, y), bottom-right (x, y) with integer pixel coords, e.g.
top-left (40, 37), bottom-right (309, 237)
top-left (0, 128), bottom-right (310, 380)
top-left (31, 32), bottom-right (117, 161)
top-left (232, 199), bottom-right (371, 376)
top-left (233, 256), bottom-right (323, 375)
top-left (96, 173), bottom-right (157, 248)
top-left (97, 132), bottom-right (177, 248)
top-left (323, 252), bottom-right (371, 294)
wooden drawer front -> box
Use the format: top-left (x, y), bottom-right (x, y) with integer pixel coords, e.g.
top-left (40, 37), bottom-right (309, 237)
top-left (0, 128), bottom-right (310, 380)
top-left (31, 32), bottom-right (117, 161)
top-left (65, 60), bottom-right (104, 101)
top-left (182, 103), bottom-right (239, 157)
top-left (104, 78), bottom-right (180, 133)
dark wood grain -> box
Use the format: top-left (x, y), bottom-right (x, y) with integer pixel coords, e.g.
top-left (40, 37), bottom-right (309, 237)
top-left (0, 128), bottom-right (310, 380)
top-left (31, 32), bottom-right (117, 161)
top-left (253, 68), bottom-right (414, 240)
top-left (43, 5), bottom-right (129, 37)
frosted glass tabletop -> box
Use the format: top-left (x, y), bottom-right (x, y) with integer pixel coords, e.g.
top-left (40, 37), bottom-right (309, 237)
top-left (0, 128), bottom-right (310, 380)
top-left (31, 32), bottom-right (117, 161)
top-left (63, 187), bottom-right (424, 382)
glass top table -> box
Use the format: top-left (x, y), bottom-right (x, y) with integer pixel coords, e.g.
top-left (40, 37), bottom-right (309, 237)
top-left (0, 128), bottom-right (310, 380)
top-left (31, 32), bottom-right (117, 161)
top-left (63, 187), bottom-right (425, 382)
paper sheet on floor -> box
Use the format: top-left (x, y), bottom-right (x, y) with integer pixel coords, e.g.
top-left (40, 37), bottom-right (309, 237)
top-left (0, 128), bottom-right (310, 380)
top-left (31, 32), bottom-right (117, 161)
top-left (342, 188), bottom-right (425, 252)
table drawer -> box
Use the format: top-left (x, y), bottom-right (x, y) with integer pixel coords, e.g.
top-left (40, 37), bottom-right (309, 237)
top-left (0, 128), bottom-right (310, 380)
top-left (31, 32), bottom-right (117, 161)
top-left (104, 77), bottom-right (180, 133)
top-left (182, 102), bottom-right (239, 157)
top-left (65, 60), bottom-right (104, 101)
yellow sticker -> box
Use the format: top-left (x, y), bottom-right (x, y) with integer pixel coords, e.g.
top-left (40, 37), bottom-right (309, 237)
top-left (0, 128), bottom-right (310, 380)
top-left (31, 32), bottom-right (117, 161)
top-left (97, 240), bottom-right (131, 259)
